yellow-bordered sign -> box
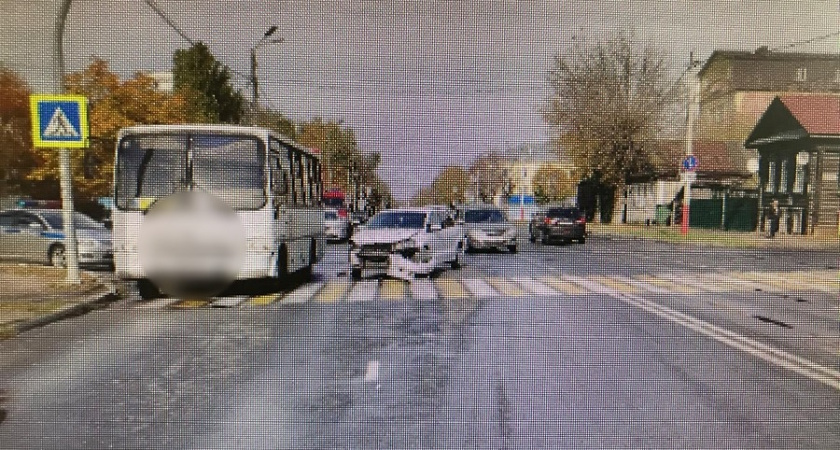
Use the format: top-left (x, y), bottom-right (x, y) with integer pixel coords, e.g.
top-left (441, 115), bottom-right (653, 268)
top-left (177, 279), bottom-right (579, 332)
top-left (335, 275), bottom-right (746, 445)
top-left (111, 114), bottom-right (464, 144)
top-left (30, 94), bottom-right (89, 148)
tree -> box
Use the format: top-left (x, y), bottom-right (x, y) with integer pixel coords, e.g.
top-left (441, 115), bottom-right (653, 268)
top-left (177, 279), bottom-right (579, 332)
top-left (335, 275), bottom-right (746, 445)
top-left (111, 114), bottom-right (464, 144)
top-left (295, 117), bottom-right (391, 209)
top-left (173, 42), bottom-right (245, 123)
top-left (532, 164), bottom-right (575, 204)
top-left (0, 68), bottom-right (42, 199)
top-left (424, 166), bottom-right (470, 206)
top-left (27, 59), bottom-right (201, 201)
top-left (544, 33), bottom-right (680, 222)
top-left (468, 152), bottom-right (508, 203)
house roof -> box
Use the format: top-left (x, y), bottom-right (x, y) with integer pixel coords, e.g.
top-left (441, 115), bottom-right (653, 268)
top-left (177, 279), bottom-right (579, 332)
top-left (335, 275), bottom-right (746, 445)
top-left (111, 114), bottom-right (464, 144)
top-left (658, 140), bottom-right (752, 175)
top-left (778, 95), bottom-right (840, 135)
top-left (698, 49), bottom-right (840, 77)
top-left (745, 95), bottom-right (840, 147)
top-left (627, 140), bottom-right (752, 182)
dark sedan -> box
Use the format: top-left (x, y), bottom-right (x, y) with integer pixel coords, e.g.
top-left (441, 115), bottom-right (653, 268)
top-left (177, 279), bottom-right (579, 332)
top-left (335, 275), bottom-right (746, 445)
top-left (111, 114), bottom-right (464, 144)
top-left (529, 207), bottom-right (586, 244)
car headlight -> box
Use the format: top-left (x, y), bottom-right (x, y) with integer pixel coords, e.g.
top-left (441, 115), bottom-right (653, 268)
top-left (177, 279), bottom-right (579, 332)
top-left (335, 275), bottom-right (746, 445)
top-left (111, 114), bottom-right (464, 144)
top-left (467, 230), bottom-right (483, 239)
top-left (79, 238), bottom-right (99, 249)
top-left (504, 227), bottom-right (517, 237)
top-left (394, 239), bottom-right (419, 258)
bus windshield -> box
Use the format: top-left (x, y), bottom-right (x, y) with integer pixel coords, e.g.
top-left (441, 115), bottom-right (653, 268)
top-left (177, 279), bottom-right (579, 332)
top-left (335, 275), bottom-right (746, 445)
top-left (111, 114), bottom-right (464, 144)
top-left (115, 133), bottom-right (266, 210)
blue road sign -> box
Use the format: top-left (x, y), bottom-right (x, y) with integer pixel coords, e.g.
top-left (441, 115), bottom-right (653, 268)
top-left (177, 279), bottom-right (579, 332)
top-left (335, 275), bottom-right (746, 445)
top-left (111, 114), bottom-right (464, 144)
top-left (682, 155), bottom-right (698, 171)
top-left (29, 94), bottom-right (89, 148)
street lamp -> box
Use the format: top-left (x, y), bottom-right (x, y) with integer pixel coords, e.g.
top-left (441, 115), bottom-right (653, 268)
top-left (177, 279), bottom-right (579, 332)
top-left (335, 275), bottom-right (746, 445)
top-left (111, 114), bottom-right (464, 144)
top-left (250, 26), bottom-right (284, 105)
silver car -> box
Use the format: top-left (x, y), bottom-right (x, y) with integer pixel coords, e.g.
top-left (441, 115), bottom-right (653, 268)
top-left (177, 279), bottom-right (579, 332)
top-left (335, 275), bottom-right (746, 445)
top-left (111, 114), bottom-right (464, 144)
top-left (324, 208), bottom-right (351, 242)
top-left (0, 208), bottom-right (113, 267)
top-left (460, 205), bottom-right (518, 253)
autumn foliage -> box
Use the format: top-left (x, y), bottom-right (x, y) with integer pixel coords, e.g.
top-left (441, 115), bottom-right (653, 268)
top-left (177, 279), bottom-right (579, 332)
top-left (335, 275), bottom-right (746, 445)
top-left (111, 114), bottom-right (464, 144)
top-left (25, 59), bottom-right (203, 200)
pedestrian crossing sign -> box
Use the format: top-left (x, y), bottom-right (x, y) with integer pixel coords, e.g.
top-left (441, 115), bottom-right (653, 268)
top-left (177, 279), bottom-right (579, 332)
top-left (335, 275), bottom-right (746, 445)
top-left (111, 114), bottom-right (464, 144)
top-left (29, 94), bottom-right (89, 148)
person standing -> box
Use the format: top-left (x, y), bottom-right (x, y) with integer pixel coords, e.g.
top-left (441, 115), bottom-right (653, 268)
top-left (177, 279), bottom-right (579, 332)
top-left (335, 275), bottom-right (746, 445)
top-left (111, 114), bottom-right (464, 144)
top-left (767, 200), bottom-right (780, 238)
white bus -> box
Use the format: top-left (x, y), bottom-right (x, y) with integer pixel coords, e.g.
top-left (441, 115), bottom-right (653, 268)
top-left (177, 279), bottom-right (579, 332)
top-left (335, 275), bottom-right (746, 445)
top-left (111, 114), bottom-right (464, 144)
top-left (112, 124), bottom-right (325, 299)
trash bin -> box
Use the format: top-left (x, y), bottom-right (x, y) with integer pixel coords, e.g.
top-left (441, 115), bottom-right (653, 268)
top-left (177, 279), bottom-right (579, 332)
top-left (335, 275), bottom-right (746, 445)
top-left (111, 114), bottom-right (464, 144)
top-left (655, 205), bottom-right (671, 225)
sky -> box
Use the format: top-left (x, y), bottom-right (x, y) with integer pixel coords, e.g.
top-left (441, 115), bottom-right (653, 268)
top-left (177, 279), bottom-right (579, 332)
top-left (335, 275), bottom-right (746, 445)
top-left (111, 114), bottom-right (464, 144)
top-left (1, 1), bottom-right (838, 201)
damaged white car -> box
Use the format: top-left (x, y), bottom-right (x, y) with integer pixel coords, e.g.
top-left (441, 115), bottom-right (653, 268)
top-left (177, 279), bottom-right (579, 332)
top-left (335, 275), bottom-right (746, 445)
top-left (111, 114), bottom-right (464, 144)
top-left (349, 208), bottom-right (465, 280)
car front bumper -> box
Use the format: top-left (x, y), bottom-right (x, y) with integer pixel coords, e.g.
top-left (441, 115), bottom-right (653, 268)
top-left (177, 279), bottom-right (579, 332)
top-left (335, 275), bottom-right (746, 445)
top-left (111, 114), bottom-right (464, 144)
top-left (468, 235), bottom-right (515, 249)
top-left (350, 249), bottom-right (435, 278)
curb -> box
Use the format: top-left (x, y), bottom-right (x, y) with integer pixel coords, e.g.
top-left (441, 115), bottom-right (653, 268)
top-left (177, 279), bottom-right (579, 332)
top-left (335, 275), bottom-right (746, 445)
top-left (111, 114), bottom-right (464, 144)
top-left (7, 284), bottom-right (119, 337)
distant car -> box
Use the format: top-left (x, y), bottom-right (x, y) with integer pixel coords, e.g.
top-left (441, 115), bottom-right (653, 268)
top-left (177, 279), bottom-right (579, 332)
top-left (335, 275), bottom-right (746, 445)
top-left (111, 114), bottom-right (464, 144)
top-left (529, 207), bottom-right (586, 244)
top-left (460, 205), bottom-right (517, 253)
top-left (349, 207), bottom-right (465, 280)
top-left (324, 208), bottom-right (351, 242)
top-left (0, 208), bottom-right (113, 267)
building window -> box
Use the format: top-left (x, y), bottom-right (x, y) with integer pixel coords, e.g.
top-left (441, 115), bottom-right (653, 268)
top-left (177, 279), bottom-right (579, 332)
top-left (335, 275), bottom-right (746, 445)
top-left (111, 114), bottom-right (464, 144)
top-left (779, 160), bottom-right (789, 193)
top-left (793, 163), bottom-right (806, 193)
top-left (766, 161), bottom-right (776, 193)
top-left (835, 69), bottom-right (840, 83)
top-left (796, 68), bottom-right (807, 82)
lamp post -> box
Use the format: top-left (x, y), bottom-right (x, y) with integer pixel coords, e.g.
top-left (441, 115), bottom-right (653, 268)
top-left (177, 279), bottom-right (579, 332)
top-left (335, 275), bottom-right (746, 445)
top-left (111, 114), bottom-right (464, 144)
top-left (250, 26), bottom-right (283, 106)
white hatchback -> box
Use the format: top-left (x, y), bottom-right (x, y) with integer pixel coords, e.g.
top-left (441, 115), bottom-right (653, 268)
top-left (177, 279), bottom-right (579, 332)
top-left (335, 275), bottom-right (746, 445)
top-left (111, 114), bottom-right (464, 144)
top-left (349, 208), bottom-right (464, 280)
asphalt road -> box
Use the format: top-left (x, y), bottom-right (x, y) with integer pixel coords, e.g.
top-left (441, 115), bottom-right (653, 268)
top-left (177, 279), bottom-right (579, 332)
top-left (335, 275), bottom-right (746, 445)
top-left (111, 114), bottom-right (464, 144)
top-left (0, 234), bottom-right (838, 449)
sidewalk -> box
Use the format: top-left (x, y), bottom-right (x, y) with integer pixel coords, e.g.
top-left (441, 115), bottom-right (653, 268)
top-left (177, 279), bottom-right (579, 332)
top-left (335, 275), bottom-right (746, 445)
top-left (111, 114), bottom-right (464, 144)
top-left (0, 263), bottom-right (116, 339)
top-left (590, 223), bottom-right (839, 250)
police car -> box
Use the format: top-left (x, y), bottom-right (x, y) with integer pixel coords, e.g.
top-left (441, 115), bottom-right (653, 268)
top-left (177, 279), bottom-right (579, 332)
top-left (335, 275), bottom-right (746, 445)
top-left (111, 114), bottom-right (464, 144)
top-left (0, 202), bottom-right (113, 268)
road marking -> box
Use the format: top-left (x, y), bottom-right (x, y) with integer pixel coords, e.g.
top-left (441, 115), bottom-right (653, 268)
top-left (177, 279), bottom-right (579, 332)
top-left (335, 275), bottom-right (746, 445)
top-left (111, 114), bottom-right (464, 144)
top-left (137, 298), bottom-right (180, 309)
top-left (170, 298), bottom-right (210, 308)
top-left (314, 281), bottom-right (351, 303)
top-left (248, 293), bottom-right (281, 306)
top-left (538, 276), bottom-right (588, 295)
top-left (212, 296), bottom-right (249, 308)
top-left (703, 272), bottom-right (771, 293)
top-left (487, 277), bottom-right (526, 297)
top-left (513, 277), bottom-right (557, 296)
top-left (783, 271), bottom-right (838, 292)
top-left (588, 275), bottom-right (643, 294)
top-left (726, 271), bottom-right (797, 292)
top-left (409, 279), bottom-right (439, 301)
top-left (364, 360), bottom-right (380, 382)
top-left (346, 280), bottom-right (378, 302)
top-left (380, 279), bottom-right (407, 300)
top-left (619, 276), bottom-right (671, 294)
top-left (564, 275), bottom-right (613, 294)
top-left (634, 274), bottom-right (694, 294)
top-left (615, 291), bottom-right (840, 391)
top-left (461, 278), bottom-right (497, 298)
top-left (655, 272), bottom-right (725, 293)
top-left (435, 279), bottom-right (470, 299)
top-left (280, 282), bottom-right (323, 304)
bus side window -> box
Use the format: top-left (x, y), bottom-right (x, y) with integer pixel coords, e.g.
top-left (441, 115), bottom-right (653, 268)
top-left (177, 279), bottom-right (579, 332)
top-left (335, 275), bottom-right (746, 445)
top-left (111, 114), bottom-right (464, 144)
top-left (287, 149), bottom-right (298, 205)
top-left (295, 151), bottom-right (306, 205)
top-left (306, 156), bottom-right (316, 206)
top-left (269, 155), bottom-right (289, 205)
top-left (313, 160), bottom-right (322, 204)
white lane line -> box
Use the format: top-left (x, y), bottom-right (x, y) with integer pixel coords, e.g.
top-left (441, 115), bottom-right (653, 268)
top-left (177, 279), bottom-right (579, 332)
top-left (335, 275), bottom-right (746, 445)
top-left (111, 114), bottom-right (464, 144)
top-left (410, 279), bottom-right (439, 301)
top-left (616, 291), bottom-right (840, 391)
top-left (461, 278), bottom-right (497, 298)
top-left (346, 280), bottom-right (378, 302)
top-left (513, 277), bottom-right (557, 296)
top-left (280, 282), bottom-right (324, 305)
top-left (212, 296), bottom-right (249, 308)
top-left (137, 298), bottom-right (179, 309)
top-left (363, 360), bottom-right (380, 383)
top-left (564, 274), bottom-right (610, 294)
top-left (619, 276), bottom-right (671, 294)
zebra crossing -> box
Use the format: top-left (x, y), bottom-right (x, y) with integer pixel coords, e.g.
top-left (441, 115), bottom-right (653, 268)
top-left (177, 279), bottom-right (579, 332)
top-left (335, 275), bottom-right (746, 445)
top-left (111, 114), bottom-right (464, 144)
top-left (137, 269), bottom-right (838, 309)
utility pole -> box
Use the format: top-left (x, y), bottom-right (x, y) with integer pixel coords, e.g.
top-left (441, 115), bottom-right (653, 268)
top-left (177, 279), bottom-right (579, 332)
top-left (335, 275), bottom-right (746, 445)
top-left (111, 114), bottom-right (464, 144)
top-left (53, 0), bottom-right (80, 283)
top-left (681, 54), bottom-right (701, 236)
